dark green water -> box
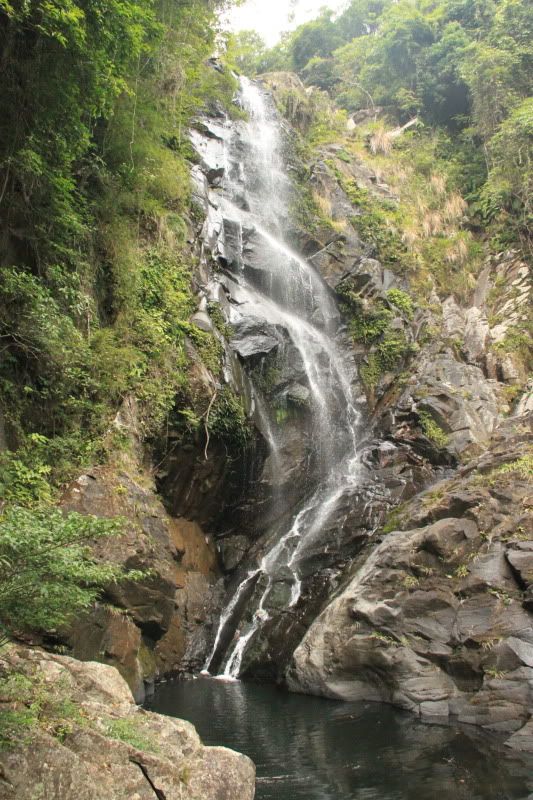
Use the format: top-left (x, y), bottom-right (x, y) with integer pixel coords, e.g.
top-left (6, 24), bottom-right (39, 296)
top-left (149, 678), bottom-right (533, 800)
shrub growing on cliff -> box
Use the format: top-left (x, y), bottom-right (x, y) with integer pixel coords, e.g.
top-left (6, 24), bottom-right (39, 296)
top-left (208, 387), bottom-right (251, 449)
top-left (418, 410), bottom-right (449, 449)
top-left (0, 506), bottom-right (142, 643)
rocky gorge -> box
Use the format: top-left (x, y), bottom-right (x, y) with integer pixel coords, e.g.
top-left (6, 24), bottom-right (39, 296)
top-left (184, 73), bottom-right (531, 693)
top-left (1, 66), bottom-right (532, 797)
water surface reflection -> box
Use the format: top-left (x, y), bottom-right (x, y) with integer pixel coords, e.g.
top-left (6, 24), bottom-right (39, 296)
top-left (149, 678), bottom-right (533, 800)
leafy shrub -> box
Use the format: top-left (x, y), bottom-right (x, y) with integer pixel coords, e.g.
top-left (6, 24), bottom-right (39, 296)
top-left (208, 388), bottom-right (251, 448)
top-left (0, 506), bottom-right (143, 641)
top-left (338, 290), bottom-right (414, 390)
top-left (335, 175), bottom-right (414, 275)
top-left (418, 410), bottom-right (449, 448)
top-left (386, 289), bottom-right (415, 319)
top-left (0, 435), bottom-right (53, 507)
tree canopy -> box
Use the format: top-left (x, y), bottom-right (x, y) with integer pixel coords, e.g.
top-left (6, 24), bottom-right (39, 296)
top-left (236, 0), bottom-right (532, 246)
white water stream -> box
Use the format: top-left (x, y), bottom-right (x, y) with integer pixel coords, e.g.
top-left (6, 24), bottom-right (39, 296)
top-left (203, 77), bottom-right (362, 679)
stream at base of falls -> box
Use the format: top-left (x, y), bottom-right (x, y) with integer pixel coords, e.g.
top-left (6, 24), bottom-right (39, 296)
top-left (148, 679), bottom-right (533, 800)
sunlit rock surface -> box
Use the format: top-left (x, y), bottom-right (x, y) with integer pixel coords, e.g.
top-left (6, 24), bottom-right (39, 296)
top-left (0, 647), bottom-right (255, 800)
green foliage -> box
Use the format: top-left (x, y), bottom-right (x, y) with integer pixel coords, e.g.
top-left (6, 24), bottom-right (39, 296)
top-left (208, 387), bottom-right (251, 448)
top-left (302, 57), bottom-right (338, 91)
top-left (336, 175), bottom-right (413, 274)
top-left (0, 0), bottom-right (158, 270)
top-left (255, 0), bottom-right (533, 247)
top-left (290, 11), bottom-right (344, 71)
top-left (106, 716), bottom-right (158, 753)
top-left (370, 630), bottom-right (401, 647)
top-left (0, 670), bottom-right (87, 749)
top-left (493, 454), bottom-right (533, 480)
top-left (0, 435), bottom-right (53, 507)
top-left (0, 674), bottom-right (38, 749)
top-left (460, 42), bottom-right (519, 139)
top-left (207, 303), bottom-right (232, 339)
top-left (386, 289), bottom-right (415, 319)
top-left (225, 30), bottom-right (268, 76)
top-left (338, 289), bottom-right (414, 390)
top-left (0, 265), bottom-right (93, 442)
top-left (418, 410), bottom-right (450, 448)
top-left (346, 302), bottom-right (393, 344)
top-left (492, 317), bottom-right (533, 370)
top-left (0, 662), bottom-right (160, 753)
top-left (0, 428), bottom-right (105, 507)
top-left (480, 98), bottom-right (533, 244)
top-left (0, 506), bottom-right (144, 640)
top-left (188, 327), bottom-right (224, 377)
top-left (0, 0), bottom-right (241, 497)
top-left (319, 129), bottom-right (484, 299)
top-left (307, 94), bottom-right (348, 147)
top-left (360, 355), bottom-right (382, 389)
top-left (290, 179), bottom-right (328, 234)
top-left (381, 505), bottom-right (406, 534)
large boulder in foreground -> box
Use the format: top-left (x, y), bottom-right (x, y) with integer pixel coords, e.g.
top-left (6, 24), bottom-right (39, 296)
top-left (0, 646), bottom-right (255, 800)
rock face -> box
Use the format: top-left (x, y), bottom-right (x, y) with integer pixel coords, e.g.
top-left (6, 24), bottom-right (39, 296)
top-left (0, 647), bottom-right (255, 800)
top-left (289, 414), bottom-right (533, 750)
top-left (389, 349), bottom-right (501, 459)
top-left (60, 415), bottom-right (219, 700)
top-left (166, 75), bottom-right (533, 701)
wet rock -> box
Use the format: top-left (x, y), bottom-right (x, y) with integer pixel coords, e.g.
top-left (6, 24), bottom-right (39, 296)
top-left (234, 479), bottom-right (393, 682)
top-left (219, 535), bottom-right (250, 572)
top-left (186, 81), bottom-right (531, 749)
top-left (191, 165), bottom-right (210, 214)
top-left (229, 316), bottom-right (281, 360)
top-left (190, 310), bottom-right (214, 333)
top-left (286, 383), bottom-right (310, 405)
top-left (219, 217), bottom-right (244, 269)
top-left (392, 350), bottom-right (501, 458)
top-left (340, 257), bottom-right (397, 297)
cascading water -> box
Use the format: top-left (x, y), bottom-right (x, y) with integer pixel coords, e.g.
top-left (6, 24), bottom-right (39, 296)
top-left (202, 77), bottom-right (363, 679)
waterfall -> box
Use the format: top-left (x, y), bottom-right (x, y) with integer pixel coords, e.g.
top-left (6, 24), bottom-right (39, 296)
top-left (202, 77), bottom-right (362, 679)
